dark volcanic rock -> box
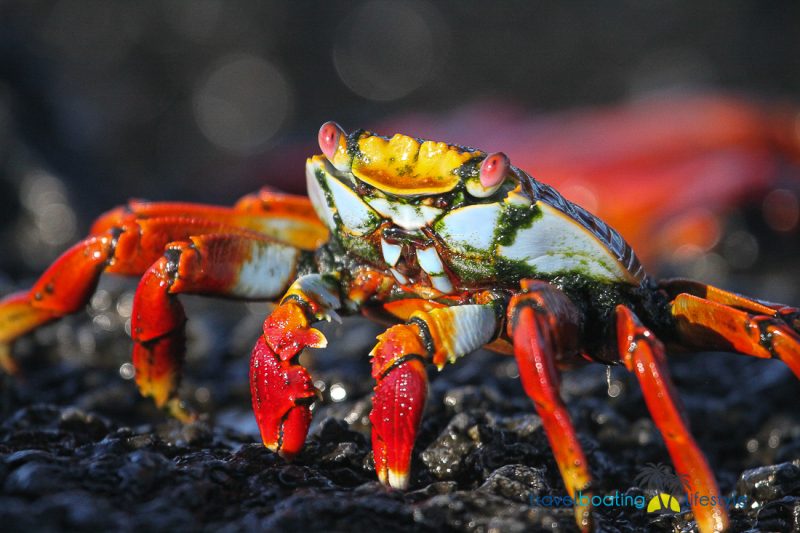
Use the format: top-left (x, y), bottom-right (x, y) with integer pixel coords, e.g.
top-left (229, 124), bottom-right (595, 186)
top-left (0, 305), bottom-right (799, 533)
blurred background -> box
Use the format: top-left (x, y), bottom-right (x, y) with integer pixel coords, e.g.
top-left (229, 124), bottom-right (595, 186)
top-left (1, 0), bottom-right (799, 283)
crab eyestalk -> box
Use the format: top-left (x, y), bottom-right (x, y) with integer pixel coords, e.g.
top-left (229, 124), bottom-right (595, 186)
top-left (318, 121), bottom-right (350, 171)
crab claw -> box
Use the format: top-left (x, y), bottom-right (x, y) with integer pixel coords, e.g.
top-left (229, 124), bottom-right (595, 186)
top-left (262, 301), bottom-right (327, 360)
top-left (250, 336), bottom-right (316, 458)
top-left (370, 356), bottom-right (428, 489)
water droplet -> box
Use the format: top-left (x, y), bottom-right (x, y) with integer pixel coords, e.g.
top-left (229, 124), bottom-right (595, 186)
top-left (119, 362), bottom-right (135, 380)
top-left (330, 383), bottom-right (347, 402)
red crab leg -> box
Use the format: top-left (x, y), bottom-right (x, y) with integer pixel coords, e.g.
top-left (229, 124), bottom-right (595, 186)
top-left (132, 231), bottom-right (302, 420)
top-left (370, 302), bottom-right (499, 489)
top-left (669, 293), bottom-right (800, 379)
top-left (251, 274), bottom-right (343, 457)
top-left (616, 305), bottom-right (728, 533)
top-left (507, 280), bottom-right (592, 532)
top-left (0, 216), bottom-right (255, 370)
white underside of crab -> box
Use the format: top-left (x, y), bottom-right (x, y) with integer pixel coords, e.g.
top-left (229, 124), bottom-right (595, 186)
top-left (433, 203), bottom-right (501, 252)
top-left (233, 240), bottom-right (300, 299)
top-left (436, 202), bottom-right (636, 284)
top-left (307, 157), bottom-right (636, 288)
top-left (365, 198), bottom-right (442, 230)
top-left (306, 161), bottom-right (336, 231)
top-left (498, 204), bottom-right (634, 283)
top-left (416, 245), bottom-right (454, 293)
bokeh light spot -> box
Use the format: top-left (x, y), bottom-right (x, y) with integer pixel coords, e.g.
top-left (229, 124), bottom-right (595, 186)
top-left (762, 189), bottom-right (799, 232)
top-left (333, 1), bottom-right (443, 101)
top-left (193, 54), bottom-right (292, 154)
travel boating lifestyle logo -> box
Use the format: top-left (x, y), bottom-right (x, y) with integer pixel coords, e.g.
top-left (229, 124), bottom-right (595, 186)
top-left (529, 462), bottom-right (747, 513)
top-left (634, 463), bottom-right (686, 513)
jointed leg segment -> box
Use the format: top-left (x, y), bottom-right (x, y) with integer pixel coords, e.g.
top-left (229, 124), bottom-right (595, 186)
top-left (250, 274), bottom-right (343, 457)
top-left (616, 305), bottom-right (729, 533)
top-left (664, 280), bottom-right (800, 379)
top-left (132, 231), bottom-right (302, 419)
top-left (369, 302), bottom-right (499, 489)
top-left (506, 280), bottom-right (592, 532)
top-left (0, 194), bottom-right (323, 418)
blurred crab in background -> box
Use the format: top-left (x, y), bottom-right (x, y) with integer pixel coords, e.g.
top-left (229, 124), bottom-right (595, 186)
top-left (375, 93), bottom-right (800, 286)
top-left (2, 120), bottom-right (799, 533)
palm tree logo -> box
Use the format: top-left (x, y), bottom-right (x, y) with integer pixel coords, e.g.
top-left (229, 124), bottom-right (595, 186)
top-left (634, 463), bottom-right (688, 514)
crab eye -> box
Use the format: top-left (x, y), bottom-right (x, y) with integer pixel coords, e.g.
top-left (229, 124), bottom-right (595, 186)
top-left (318, 121), bottom-right (344, 161)
top-left (479, 152), bottom-right (509, 188)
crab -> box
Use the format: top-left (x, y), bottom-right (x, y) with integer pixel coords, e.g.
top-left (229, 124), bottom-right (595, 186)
top-left (1, 122), bottom-right (799, 533)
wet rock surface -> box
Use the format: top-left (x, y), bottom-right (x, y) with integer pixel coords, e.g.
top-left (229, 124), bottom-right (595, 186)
top-left (0, 294), bottom-right (799, 532)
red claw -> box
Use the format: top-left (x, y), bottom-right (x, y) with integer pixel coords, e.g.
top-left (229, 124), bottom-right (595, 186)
top-left (262, 301), bottom-right (327, 360)
top-left (250, 336), bottom-right (316, 458)
top-left (370, 358), bottom-right (428, 489)
top-left (479, 152), bottom-right (509, 188)
top-left (318, 121), bottom-right (344, 161)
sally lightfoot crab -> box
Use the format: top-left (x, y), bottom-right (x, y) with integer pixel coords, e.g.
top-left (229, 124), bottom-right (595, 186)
top-left (1, 122), bottom-right (799, 533)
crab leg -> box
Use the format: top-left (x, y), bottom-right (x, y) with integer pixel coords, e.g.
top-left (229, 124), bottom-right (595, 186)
top-left (669, 293), bottom-right (800, 379)
top-left (251, 274), bottom-right (343, 457)
top-left (661, 279), bottom-right (799, 333)
top-left (616, 305), bottom-right (728, 533)
top-left (0, 217), bottom-right (252, 373)
top-left (96, 192), bottom-right (328, 252)
top-left (0, 195), bottom-right (327, 374)
top-left (506, 280), bottom-right (592, 532)
top-left (370, 302), bottom-right (499, 489)
top-left (132, 231), bottom-right (303, 420)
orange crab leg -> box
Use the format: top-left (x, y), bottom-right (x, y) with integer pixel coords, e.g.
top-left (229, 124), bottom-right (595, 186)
top-left (662, 279), bottom-right (800, 333)
top-left (0, 194), bottom-right (327, 374)
top-left (616, 305), bottom-right (728, 533)
top-left (131, 231), bottom-right (302, 419)
top-left (93, 193), bottom-right (328, 252)
top-left (0, 217), bottom-right (249, 368)
top-left (233, 188), bottom-right (327, 224)
top-left (369, 302), bottom-right (499, 488)
top-left (670, 293), bottom-right (800, 379)
top-left (506, 280), bottom-right (592, 532)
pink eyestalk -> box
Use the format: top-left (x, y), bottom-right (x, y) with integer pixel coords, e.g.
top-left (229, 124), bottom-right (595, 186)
top-left (479, 152), bottom-right (509, 188)
top-left (318, 121), bottom-right (345, 161)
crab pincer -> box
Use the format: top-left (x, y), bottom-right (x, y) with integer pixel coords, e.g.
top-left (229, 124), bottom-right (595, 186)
top-left (369, 324), bottom-right (430, 489)
top-left (250, 335), bottom-right (316, 457)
